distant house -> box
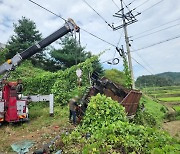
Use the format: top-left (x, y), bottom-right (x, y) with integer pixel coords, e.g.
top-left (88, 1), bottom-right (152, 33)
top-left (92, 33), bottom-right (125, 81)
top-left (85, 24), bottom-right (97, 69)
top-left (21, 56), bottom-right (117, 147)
top-left (0, 43), bottom-right (5, 49)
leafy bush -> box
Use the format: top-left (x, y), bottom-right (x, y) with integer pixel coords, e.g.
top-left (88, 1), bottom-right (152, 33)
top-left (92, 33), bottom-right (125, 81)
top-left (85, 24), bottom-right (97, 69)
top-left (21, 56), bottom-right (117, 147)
top-left (80, 94), bottom-right (127, 133)
top-left (62, 94), bottom-right (180, 153)
top-left (51, 56), bottom-right (96, 105)
top-left (22, 56), bottom-right (98, 105)
top-left (132, 109), bottom-right (157, 127)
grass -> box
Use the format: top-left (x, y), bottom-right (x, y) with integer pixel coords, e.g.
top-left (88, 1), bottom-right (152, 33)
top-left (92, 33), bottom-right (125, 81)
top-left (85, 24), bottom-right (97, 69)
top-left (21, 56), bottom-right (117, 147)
top-left (173, 106), bottom-right (180, 112)
top-left (140, 95), bottom-right (166, 125)
top-left (0, 103), bottom-right (72, 153)
top-left (150, 93), bottom-right (180, 98)
top-left (142, 86), bottom-right (180, 123)
top-left (158, 97), bottom-right (180, 102)
top-left (142, 86), bottom-right (180, 91)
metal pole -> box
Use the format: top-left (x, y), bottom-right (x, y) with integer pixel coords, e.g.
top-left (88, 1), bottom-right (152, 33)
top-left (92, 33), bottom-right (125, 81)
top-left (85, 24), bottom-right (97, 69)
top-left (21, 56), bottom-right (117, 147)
top-left (120, 0), bottom-right (135, 89)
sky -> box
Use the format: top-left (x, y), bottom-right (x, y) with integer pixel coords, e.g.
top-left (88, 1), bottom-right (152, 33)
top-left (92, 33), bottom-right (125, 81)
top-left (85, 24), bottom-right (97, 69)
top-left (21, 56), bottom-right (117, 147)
top-left (0, 0), bottom-right (180, 79)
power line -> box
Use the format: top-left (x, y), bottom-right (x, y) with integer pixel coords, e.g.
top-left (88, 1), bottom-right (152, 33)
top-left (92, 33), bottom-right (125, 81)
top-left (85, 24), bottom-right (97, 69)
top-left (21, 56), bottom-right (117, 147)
top-left (80, 28), bottom-right (117, 47)
top-left (133, 22), bottom-right (180, 40)
top-left (128, 0), bottom-right (137, 6)
top-left (28, 0), bottom-right (66, 21)
top-left (28, 0), bottom-right (118, 48)
top-left (102, 50), bottom-right (154, 75)
top-left (134, 0), bottom-right (151, 9)
top-left (117, 29), bottom-right (123, 47)
top-left (131, 56), bottom-right (154, 75)
top-left (82, 0), bottom-right (113, 29)
top-left (141, 0), bottom-right (165, 13)
top-left (132, 34), bottom-right (180, 52)
top-left (111, 0), bottom-right (120, 10)
top-left (122, 0), bottom-right (132, 12)
top-left (132, 17), bottom-right (180, 37)
top-left (131, 46), bottom-right (155, 74)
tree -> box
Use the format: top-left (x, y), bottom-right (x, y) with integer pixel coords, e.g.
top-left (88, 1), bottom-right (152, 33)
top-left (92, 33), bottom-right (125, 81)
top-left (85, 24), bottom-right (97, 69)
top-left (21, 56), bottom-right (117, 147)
top-left (50, 36), bottom-right (91, 69)
top-left (135, 75), bottom-right (174, 87)
top-left (0, 48), bottom-right (8, 64)
top-left (104, 69), bottom-right (126, 87)
top-left (5, 17), bottom-right (44, 65)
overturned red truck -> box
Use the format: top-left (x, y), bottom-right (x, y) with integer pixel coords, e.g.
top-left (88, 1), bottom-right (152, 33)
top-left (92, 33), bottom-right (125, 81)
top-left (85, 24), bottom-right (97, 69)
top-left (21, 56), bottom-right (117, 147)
top-left (76, 72), bottom-right (142, 121)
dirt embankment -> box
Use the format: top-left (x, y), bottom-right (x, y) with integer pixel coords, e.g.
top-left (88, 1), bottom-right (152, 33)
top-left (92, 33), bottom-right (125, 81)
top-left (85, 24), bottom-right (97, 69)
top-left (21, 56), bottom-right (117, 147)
top-left (161, 101), bottom-right (180, 138)
top-left (162, 121), bottom-right (180, 138)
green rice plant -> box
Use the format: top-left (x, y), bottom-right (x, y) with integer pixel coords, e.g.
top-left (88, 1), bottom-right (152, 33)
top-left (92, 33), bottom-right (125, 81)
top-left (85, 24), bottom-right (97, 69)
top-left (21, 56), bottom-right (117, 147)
top-left (159, 97), bottom-right (180, 102)
top-left (173, 106), bottom-right (180, 112)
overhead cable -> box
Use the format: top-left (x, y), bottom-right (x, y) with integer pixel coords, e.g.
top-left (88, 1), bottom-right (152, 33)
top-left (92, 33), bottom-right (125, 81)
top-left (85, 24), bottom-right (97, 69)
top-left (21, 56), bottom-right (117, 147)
top-left (28, 0), bottom-right (117, 48)
top-left (122, 0), bottom-right (132, 12)
top-left (131, 56), bottom-right (154, 75)
top-left (128, 0), bottom-right (137, 6)
top-left (133, 17), bottom-right (180, 37)
top-left (82, 0), bottom-right (113, 29)
top-left (131, 46), bottom-right (155, 74)
top-left (117, 29), bottom-right (124, 47)
top-left (132, 35), bottom-right (180, 52)
top-left (28, 0), bottom-right (66, 21)
top-left (80, 28), bottom-right (117, 47)
top-left (134, 0), bottom-right (151, 9)
top-left (111, 0), bottom-right (120, 9)
top-left (133, 23), bottom-right (180, 40)
top-left (141, 0), bottom-right (165, 13)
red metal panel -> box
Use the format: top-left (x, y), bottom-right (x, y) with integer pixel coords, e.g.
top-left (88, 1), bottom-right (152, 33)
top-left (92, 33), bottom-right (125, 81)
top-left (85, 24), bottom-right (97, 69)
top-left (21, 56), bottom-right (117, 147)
top-left (5, 97), bottom-right (18, 122)
top-left (121, 90), bottom-right (142, 115)
top-left (3, 85), bottom-right (10, 101)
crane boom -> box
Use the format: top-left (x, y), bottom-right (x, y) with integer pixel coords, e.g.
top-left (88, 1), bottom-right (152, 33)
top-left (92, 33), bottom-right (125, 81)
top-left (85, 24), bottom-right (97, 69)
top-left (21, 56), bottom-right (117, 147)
top-left (0, 18), bottom-right (79, 76)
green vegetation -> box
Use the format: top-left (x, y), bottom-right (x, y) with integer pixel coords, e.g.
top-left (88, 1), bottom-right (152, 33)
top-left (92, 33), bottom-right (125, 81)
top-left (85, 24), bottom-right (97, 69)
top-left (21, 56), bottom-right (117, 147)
top-left (173, 106), bottom-right (180, 120)
top-left (1, 58), bottom-right (179, 153)
top-left (157, 72), bottom-right (180, 85)
top-left (0, 48), bottom-right (8, 64)
top-left (104, 69), bottom-right (126, 87)
top-left (174, 106), bottom-right (180, 112)
top-left (0, 103), bottom-right (70, 153)
top-left (5, 17), bottom-right (43, 66)
top-left (50, 36), bottom-right (91, 69)
top-left (136, 72), bottom-right (180, 87)
top-left (62, 94), bottom-right (180, 153)
top-left (19, 56), bottom-right (97, 105)
top-left (122, 51), bottom-right (132, 88)
top-left (142, 86), bottom-right (180, 122)
top-left (133, 95), bottom-right (166, 126)
top-left (9, 60), bottom-right (46, 80)
top-left (159, 97), bottom-right (180, 102)
top-left (1, 16), bottom-right (180, 154)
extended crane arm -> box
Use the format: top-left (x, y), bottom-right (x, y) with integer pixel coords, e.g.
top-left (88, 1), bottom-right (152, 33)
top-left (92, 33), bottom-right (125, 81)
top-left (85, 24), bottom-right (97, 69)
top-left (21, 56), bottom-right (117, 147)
top-left (0, 18), bottom-right (79, 76)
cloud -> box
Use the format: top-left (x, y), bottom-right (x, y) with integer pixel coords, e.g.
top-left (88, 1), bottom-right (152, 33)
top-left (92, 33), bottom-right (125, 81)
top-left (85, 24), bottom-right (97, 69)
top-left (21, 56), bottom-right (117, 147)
top-left (0, 0), bottom-right (179, 78)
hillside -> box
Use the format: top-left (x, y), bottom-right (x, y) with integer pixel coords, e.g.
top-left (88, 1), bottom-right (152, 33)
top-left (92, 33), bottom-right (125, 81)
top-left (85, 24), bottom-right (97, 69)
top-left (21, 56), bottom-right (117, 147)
top-left (136, 72), bottom-right (180, 87)
top-left (157, 72), bottom-right (180, 84)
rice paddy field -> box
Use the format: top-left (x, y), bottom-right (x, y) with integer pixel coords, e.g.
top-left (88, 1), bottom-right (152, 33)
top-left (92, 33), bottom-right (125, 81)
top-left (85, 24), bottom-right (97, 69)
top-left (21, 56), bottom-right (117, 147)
top-left (142, 86), bottom-right (180, 120)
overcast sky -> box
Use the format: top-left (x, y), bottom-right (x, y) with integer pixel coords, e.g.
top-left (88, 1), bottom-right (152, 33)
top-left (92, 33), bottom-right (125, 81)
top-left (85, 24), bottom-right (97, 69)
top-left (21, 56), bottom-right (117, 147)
top-left (0, 0), bottom-right (180, 78)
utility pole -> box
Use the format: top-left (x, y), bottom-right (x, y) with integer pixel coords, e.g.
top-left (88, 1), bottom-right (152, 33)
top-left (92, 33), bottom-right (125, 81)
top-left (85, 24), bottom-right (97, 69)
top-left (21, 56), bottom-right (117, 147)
top-left (113, 0), bottom-right (140, 89)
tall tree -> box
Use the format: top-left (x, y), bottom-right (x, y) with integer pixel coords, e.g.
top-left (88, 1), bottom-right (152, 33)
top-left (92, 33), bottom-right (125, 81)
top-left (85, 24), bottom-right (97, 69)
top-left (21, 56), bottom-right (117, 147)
top-left (0, 48), bottom-right (8, 64)
top-left (5, 17), bottom-right (44, 65)
top-left (50, 36), bottom-right (91, 68)
top-left (104, 69), bottom-right (126, 87)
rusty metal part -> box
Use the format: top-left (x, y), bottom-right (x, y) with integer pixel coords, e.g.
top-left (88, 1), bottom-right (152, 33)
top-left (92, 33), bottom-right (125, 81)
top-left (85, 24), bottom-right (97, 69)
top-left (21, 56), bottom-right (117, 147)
top-left (79, 77), bottom-right (142, 118)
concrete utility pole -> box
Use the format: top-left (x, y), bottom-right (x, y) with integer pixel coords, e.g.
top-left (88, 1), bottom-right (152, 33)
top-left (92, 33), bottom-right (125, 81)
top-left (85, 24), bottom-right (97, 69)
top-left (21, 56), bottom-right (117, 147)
top-left (120, 0), bottom-right (135, 89)
top-left (113, 0), bottom-right (140, 89)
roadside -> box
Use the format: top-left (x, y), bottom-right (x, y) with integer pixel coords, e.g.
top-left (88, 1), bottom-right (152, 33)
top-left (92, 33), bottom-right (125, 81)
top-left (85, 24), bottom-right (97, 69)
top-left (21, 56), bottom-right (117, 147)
top-left (162, 120), bottom-right (180, 138)
top-left (160, 101), bottom-right (180, 139)
top-left (0, 106), bottom-right (75, 153)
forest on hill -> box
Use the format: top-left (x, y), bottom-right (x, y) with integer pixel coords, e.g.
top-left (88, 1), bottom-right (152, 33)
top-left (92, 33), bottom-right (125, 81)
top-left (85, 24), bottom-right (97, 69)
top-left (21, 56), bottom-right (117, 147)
top-left (136, 72), bottom-right (180, 87)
